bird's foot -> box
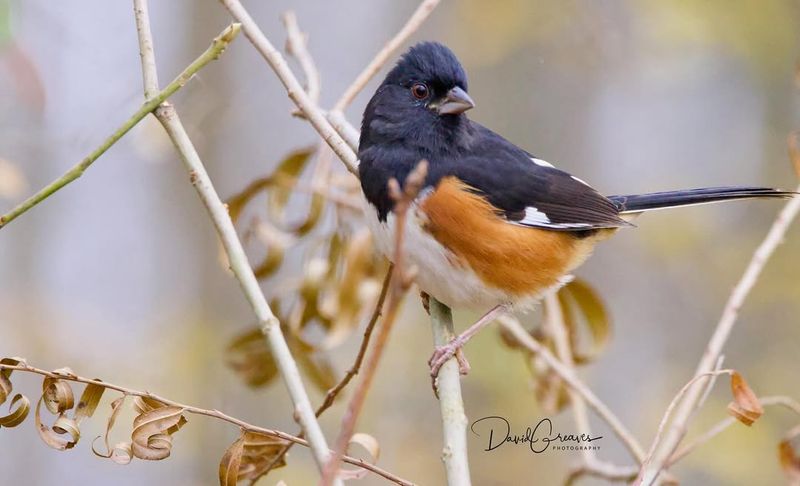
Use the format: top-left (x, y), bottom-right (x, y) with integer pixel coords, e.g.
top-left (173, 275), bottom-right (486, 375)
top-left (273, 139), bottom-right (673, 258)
top-left (428, 338), bottom-right (471, 378)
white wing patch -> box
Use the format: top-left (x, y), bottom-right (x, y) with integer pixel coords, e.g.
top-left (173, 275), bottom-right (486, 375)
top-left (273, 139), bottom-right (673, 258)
top-left (530, 157), bottom-right (555, 168)
top-left (517, 206), bottom-right (594, 229)
top-left (571, 175), bottom-right (591, 186)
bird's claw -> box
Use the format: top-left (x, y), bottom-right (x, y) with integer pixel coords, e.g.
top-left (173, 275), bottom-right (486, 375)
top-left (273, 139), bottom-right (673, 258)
top-left (428, 340), bottom-right (471, 378)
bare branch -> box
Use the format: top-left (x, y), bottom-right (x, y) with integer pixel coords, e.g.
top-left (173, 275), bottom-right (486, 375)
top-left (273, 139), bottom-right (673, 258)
top-left (0, 362), bottom-right (414, 486)
top-left (640, 184), bottom-right (800, 484)
top-left (283, 11), bottom-right (320, 109)
top-left (220, 0), bottom-right (359, 176)
top-left (429, 298), bottom-right (472, 486)
top-left (0, 23), bottom-right (240, 229)
top-left (132, 1), bottom-right (336, 479)
top-left (668, 395), bottom-right (800, 466)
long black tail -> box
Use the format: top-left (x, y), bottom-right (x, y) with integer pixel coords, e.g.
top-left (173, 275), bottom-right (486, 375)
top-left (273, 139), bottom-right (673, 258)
top-left (609, 186), bottom-right (794, 214)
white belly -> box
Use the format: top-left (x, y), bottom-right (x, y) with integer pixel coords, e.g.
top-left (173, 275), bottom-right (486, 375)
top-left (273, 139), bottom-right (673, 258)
top-left (363, 198), bottom-right (513, 310)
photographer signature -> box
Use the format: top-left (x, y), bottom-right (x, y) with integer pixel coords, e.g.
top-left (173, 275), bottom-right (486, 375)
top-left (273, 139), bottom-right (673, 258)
top-left (470, 416), bottom-right (602, 454)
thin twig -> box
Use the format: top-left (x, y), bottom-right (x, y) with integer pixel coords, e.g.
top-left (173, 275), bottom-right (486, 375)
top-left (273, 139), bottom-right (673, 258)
top-left (330, 0), bottom-right (441, 113)
top-left (565, 458), bottom-right (639, 486)
top-left (499, 315), bottom-right (647, 463)
top-left (0, 363), bottom-right (414, 486)
top-left (429, 298), bottom-right (472, 486)
top-left (219, 0), bottom-right (359, 176)
top-left (321, 161), bottom-right (428, 485)
top-left (668, 395), bottom-right (800, 466)
top-left (261, 264), bottom-right (394, 475)
top-left (0, 23), bottom-right (240, 229)
top-left (636, 369), bottom-right (735, 484)
top-left (640, 185), bottom-right (800, 484)
top-left (283, 10), bottom-right (320, 115)
top-left (131, 1), bottom-right (336, 478)
top-left (543, 292), bottom-right (596, 463)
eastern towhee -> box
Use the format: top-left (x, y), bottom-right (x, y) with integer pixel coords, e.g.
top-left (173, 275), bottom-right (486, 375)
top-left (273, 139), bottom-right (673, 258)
top-left (357, 42), bottom-right (793, 378)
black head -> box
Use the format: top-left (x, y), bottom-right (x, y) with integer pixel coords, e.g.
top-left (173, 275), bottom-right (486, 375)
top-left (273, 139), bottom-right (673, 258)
top-left (359, 42), bottom-right (475, 154)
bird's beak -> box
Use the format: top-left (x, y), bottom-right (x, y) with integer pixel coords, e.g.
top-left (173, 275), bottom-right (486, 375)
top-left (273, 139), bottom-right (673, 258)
top-left (435, 86), bottom-right (475, 115)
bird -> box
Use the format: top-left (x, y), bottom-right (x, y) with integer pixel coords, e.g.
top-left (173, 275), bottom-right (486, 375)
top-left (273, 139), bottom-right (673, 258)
top-left (357, 41), bottom-right (794, 379)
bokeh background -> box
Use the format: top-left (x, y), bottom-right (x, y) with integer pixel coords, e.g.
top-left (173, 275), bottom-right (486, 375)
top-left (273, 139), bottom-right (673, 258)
top-left (2, 1), bottom-right (799, 485)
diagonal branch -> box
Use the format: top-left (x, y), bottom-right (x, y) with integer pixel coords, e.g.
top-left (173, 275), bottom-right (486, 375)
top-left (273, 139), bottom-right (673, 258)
top-left (0, 23), bottom-right (240, 229)
top-left (131, 0), bottom-right (337, 480)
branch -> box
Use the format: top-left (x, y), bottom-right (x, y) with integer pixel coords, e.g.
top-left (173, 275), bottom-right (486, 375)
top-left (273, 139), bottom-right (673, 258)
top-left (429, 298), bottom-right (472, 486)
top-left (330, 0), bottom-right (441, 113)
top-left (499, 315), bottom-right (647, 463)
top-left (668, 395), bottom-right (800, 466)
top-left (282, 11), bottom-right (320, 109)
top-left (0, 362), bottom-right (414, 486)
top-left (219, 0), bottom-right (359, 176)
top-left (131, 1), bottom-right (336, 479)
top-left (321, 161), bottom-right (427, 485)
top-left (639, 184), bottom-right (800, 484)
top-left (0, 23), bottom-right (240, 229)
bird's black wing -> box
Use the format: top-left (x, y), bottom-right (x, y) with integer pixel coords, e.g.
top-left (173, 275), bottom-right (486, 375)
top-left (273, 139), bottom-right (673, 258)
top-left (438, 124), bottom-right (631, 231)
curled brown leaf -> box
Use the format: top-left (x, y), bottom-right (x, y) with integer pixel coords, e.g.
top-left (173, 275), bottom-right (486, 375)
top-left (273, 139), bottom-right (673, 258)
top-left (727, 371), bottom-right (764, 426)
top-left (779, 425), bottom-right (800, 483)
top-left (92, 396), bottom-right (132, 465)
top-left (219, 432), bottom-right (245, 486)
top-left (130, 404), bottom-right (187, 460)
top-left (0, 393), bottom-right (30, 428)
top-left (337, 432), bottom-right (381, 481)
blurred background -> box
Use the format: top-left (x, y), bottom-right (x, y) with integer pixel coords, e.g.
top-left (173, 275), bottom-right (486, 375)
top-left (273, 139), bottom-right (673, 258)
top-left (1, 1), bottom-right (799, 485)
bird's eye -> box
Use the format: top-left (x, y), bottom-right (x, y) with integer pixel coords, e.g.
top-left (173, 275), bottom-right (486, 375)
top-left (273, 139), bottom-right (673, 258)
top-left (411, 83), bottom-right (429, 100)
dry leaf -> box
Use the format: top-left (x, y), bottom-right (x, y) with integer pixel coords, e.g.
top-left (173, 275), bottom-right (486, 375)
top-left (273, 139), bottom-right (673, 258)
top-left (219, 432), bottom-right (245, 486)
top-left (226, 328), bottom-right (279, 388)
top-left (779, 425), bottom-right (800, 483)
top-left (0, 357), bottom-right (29, 428)
top-left (727, 371), bottom-right (764, 426)
top-left (226, 431), bottom-right (290, 484)
top-left (556, 278), bottom-right (610, 365)
top-left (0, 393), bottom-right (30, 428)
top-left (338, 432), bottom-right (380, 481)
top-left (92, 396), bottom-right (132, 465)
top-left (74, 382), bottom-right (105, 424)
top-left (131, 405), bottom-right (186, 460)
top-left (42, 376), bottom-right (75, 414)
top-left (35, 395), bottom-right (79, 450)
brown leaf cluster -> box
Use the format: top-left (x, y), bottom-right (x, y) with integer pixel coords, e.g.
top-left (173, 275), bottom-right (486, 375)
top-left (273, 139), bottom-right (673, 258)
top-left (225, 148), bottom-right (386, 394)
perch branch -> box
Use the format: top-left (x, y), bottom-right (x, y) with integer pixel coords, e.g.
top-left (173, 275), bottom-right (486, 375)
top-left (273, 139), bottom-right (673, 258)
top-left (0, 23), bottom-right (240, 229)
top-left (429, 298), bottom-right (472, 486)
top-left (321, 161), bottom-right (427, 485)
top-left (0, 362), bottom-right (414, 486)
top-left (639, 185), bottom-right (800, 485)
top-left (132, 1), bottom-right (336, 478)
